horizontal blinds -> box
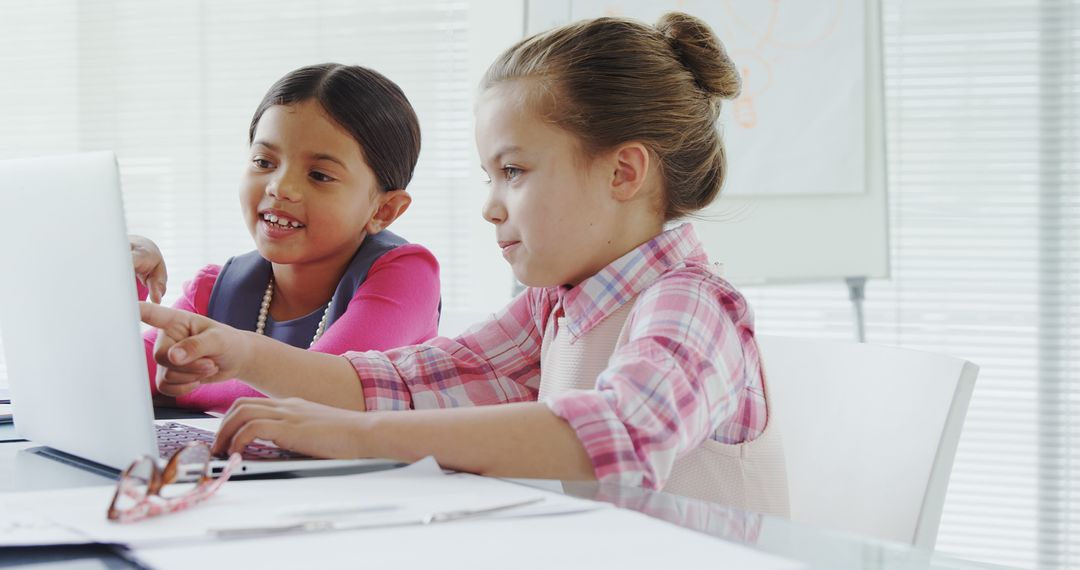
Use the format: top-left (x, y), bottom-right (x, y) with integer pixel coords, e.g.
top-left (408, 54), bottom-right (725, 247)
top-left (0, 0), bottom-right (508, 384)
top-left (742, 1), bottom-right (1079, 567)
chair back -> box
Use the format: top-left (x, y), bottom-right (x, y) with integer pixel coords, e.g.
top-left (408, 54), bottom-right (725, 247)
top-left (757, 335), bottom-right (978, 549)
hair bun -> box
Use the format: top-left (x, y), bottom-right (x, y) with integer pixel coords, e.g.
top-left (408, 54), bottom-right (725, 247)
top-left (656, 12), bottom-right (741, 100)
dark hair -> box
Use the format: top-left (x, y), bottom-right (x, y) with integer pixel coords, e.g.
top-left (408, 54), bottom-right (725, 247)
top-left (250, 63), bottom-right (421, 191)
top-left (482, 13), bottom-right (740, 220)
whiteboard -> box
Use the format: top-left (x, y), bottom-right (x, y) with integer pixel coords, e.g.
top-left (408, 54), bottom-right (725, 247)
top-left (525, 0), bottom-right (889, 284)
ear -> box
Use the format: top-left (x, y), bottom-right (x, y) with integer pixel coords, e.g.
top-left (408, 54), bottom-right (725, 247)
top-left (609, 142), bottom-right (650, 202)
top-left (364, 189), bottom-right (412, 234)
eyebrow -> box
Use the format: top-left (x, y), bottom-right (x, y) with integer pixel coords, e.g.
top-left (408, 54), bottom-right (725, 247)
top-left (491, 145), bottom-right (523, 165)
top-left (251, 140), bottom-right (349, 170)
top-left (311, 153), bottom-right (348, 169)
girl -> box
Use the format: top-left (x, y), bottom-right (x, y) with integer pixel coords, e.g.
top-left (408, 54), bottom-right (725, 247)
top-left (133, 63), bottom-right (441, 414)
top-left (141, 14), bottom-right (788, 515)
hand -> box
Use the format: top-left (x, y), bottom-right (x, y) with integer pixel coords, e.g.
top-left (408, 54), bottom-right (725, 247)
top-left (212, 397), bottom-right (369, 458)
top-left (130, 235), bottom-right (168, 303)
top-left (139, 302), bottom-right (253, 397)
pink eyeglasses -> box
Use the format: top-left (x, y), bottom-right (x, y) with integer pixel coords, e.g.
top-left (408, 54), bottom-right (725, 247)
top-left (107, 441), bottom-right (242, 523)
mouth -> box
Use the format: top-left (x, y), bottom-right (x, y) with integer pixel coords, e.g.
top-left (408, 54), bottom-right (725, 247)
top-left (260, 210), bottom-right (305, 230)
top-left (498, 240), bottom-right (521, 260)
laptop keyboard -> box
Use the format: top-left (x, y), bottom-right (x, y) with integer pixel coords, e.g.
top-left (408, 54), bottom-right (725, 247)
top-left (156, 421), bottom-right (310, 461)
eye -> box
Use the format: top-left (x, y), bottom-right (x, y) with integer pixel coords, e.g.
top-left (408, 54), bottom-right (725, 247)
top-left (252, 157), bottom-right (274, 169)
top-left (501, 166), bottom-right (522, 182)
top-left (310, 171), bottom-right (336, 183)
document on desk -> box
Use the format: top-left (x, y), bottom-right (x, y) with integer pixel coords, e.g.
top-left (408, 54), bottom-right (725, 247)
top-left (0, 456), bottom-right (591, 547)
top-left (0, 455), bottom-right (805, 569)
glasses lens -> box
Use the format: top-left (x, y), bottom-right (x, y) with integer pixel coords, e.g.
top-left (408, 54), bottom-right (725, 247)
top-left (113, 456), bottom-right (154, 512)
top-left (160, 444), bottom-right (212, 499)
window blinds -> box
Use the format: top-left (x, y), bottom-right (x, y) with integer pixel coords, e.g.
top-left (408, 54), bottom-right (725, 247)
top-left (742, 1), bottom-right (1079, 567)
top-left (0, 0), bottom-right (512, 385)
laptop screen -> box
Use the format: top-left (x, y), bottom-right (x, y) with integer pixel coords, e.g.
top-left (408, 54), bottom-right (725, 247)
top-left (0, 151), bottom-right (158, 470)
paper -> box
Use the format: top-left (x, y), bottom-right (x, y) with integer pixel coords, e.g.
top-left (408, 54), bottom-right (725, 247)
top-left (0, 454), bottom-right (805, 569)
top-left (0, 457), bottom-right (593, 548)
top-left (131, 502), bottom-right (805, 570)
top-left (0, 505), bottom-right (90, 546)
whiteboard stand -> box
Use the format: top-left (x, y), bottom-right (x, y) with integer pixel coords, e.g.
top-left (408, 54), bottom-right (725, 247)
top-left (845, 276), bottom-right (868, 343)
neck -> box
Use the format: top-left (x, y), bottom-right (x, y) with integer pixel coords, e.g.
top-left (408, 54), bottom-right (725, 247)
top-left (569, 208), bottom-right (664, 287)
top-left (268, 251), bottom-right (356, 322)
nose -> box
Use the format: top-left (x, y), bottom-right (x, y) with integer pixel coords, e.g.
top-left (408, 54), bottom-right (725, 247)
top-left (482, 186), bottom-right (506, 225)
top-left (266, 167), bottom-right (302, 202)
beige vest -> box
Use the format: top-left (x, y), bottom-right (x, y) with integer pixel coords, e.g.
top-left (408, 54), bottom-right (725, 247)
top-left (539, 298), bottom-right (790, 517)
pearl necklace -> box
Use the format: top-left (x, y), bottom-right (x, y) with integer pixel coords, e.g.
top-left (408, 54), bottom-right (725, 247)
top-left (255, 278), bottom-right (332, 348)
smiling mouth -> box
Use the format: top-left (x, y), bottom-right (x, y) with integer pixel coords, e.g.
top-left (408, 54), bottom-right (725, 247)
top-left (261, 212), bottom-right (305, 229)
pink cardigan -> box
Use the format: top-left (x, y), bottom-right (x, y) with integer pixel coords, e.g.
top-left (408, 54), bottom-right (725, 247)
top-left (141, 243), bottom-right (440, 413)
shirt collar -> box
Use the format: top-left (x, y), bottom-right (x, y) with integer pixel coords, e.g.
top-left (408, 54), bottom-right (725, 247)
top-left (557, 223), bottom-right (707, 339)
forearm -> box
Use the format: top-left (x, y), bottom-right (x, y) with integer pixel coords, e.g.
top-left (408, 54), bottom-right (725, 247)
top-left (361, 402), bottom-right (595, 481)
top-left (240, 332), bottom-right (367, 411)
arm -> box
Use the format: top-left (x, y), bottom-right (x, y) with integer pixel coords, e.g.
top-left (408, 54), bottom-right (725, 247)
top-left (174, 246), bottom-right (440, 412)
top-left (141, 246), bottom-right (438, 410)
top-left (346, 287), bottom-right (547, 411)
top-left (311, 244), bottom-right (440, 354)
top-left (209, 273), bottom-right (755, 485)
top-left (141, 301), bottom-right (369, 410)
top-left (212, 398), bottom-right (596, 481)
top-left (140, 287), bottom-right (548, 412)
top-left (543, 272), bottom-right (757, 489)
top-left (141, 265), bottom-right (218, 400)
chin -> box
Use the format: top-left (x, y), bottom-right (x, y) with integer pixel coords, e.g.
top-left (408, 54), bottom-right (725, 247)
top-left (512, 268), bottom-right (563, 289)
top-left (255, 243), bottom-right (298, 265)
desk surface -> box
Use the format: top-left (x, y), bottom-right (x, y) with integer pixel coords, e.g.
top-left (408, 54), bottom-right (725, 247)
top-left (0, 433), bottom-right (1011, 570)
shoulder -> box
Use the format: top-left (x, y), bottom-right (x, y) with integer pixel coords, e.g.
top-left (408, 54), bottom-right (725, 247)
top-left (366, 243), bottom-right (440, 288)
top-left (180, 264), bottom-right (224, 314)
top-left (182, 264), bottom-right (223, 292)
top-left (629, 261), bottom-right (752, 340)
top-left (193, 263), bottom-right (223, 283)
top-left (370, 242), bottom-right (439, 270)
top-left (355, 243), bottom-right (440, 303)
top-left (522, 285), bottom-right (559, 331)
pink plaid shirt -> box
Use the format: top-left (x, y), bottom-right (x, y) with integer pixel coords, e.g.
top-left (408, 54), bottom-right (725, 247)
top-left (346, 223), bottom-right (767, 489)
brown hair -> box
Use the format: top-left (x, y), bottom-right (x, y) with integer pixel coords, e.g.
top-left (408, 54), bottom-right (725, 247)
top-left (250, 63), bottom-right (421, 192)
top-left (481, 13), bottom-right (740, 220)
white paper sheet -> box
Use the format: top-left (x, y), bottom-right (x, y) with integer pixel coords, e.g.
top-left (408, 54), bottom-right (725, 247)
top-left (0, 506), bottom-right (91, 546)
top-left (131, 503), bottom-right (805, 570)
top-left (0, 455), bottom-right (805, 570)
top-left (0, 457), bottom-right (592, 548)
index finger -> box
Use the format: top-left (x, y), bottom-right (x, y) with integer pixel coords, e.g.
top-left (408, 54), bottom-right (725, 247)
top-left (212, 398), bottom-right (280, 456)
top-left (140, 301), bottom-right (185, 330)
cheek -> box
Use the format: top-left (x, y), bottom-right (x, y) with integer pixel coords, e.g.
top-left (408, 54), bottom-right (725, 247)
top-left (239, 179), bottom-right (261, 209)
top-left (313, 195), bottom-right (369, 234)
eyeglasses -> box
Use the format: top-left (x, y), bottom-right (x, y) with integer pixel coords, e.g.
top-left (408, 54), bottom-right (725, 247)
top-left (107, 441), bottom-right (242, 523)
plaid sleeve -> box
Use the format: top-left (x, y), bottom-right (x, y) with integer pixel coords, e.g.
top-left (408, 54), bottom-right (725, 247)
top-left (346, 288), bottom-right (549, 411)
top-left (544, 269), bottom-right (759, 489)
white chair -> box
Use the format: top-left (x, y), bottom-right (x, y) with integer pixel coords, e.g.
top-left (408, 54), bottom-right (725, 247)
top-left (756, 335), bottom-right (978, 550)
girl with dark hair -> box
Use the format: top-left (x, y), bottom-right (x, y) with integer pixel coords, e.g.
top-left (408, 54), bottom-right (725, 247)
top-left (141, 14), bottom-right (788, 513)
top-left (131, 63), bottom-right (440, 414)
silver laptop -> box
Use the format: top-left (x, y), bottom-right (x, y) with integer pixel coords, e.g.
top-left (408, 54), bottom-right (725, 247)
top-left (0, 151), bottom-right (397, 476)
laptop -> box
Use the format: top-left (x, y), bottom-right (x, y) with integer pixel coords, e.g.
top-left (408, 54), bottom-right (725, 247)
top-left (0, 151), bottom-right (398, 476)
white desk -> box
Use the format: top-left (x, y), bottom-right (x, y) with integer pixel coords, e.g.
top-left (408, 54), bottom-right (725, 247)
top-left (0, 434), bottom-right (1016, 570)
